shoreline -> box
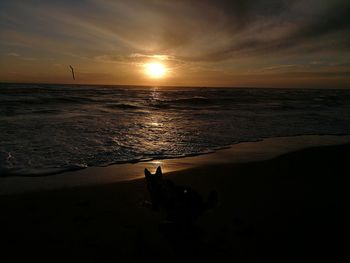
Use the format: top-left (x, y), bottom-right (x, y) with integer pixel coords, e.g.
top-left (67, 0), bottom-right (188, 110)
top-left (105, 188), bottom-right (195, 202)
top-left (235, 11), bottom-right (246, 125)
top-left (1, 134), bottom-right (350, 195)
top-left (1, 135), bottom-right (349, 261)
top-left (3, 133), bottom-right (350, 178)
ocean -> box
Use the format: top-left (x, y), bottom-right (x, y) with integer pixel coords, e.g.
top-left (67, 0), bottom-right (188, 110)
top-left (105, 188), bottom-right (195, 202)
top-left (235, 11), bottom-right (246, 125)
top-left (1, 83), bottom-right (350, 176)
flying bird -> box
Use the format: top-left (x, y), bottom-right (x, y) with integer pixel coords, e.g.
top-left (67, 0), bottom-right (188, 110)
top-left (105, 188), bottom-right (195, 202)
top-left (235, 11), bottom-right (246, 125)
top-left (69, 65), bottom-right (75, 80)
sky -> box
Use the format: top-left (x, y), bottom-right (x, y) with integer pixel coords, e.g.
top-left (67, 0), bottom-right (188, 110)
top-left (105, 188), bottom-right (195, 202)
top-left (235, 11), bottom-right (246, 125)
top-left (0, 0), bottom-right (350, 88)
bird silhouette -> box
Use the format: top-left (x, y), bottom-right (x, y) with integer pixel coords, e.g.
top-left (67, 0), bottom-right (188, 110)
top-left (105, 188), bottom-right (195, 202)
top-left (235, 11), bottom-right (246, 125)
top-left (69, 65), bottom-right (75, 80)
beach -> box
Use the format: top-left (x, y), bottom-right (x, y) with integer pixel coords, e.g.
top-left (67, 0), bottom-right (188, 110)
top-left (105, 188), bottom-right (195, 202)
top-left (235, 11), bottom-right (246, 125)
top-left (1, 135), bottom-right (350, 262)
top-left (2, 0), bottom-right (350, 261)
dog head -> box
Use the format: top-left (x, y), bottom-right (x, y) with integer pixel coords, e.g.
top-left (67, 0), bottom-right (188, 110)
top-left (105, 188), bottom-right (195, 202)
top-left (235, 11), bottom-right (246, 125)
top-left (144, 166), bottom-right (163, 187)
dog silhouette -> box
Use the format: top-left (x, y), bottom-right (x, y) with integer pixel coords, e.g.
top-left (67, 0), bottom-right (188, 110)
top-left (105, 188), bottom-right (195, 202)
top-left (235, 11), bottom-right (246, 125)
top-left (144, 166), bottom-right (217, 224)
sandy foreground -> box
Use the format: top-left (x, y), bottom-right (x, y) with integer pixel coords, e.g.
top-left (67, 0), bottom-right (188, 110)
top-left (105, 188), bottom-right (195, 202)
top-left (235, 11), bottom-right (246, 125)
top-left (1, 135), bottom-right (350, 262)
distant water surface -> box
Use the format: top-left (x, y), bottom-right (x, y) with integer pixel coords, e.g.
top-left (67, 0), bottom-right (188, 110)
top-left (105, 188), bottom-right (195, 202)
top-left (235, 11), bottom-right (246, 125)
top-left (1, 83), bottom-right (350, 176)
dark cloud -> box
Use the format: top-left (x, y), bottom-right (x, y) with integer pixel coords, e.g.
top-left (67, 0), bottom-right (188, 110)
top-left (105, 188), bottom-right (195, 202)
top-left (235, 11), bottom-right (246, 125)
top-left (292, 1), bottom-right (350, 40)
top-left (1, 0), bottom-right (349, 87)
top-left (168, 0), bottom-right (350, 61)
top-left (2, 0), bottom-right (349, 62)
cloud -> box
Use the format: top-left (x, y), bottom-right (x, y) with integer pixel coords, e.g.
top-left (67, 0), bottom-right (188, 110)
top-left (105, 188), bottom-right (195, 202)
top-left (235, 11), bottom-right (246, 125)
top-left (1, 0), bottom-right (349, 87)
top-left (93, 52), bottom-right (187, 72)
top-left (6, 52), bottom-right (36, 60)
top-left (129, 53), bottom-right (172, 61)
top-left (7, 52), bottom-right (20, 57)
top-left (2, 0), bottom-right (349, 63)
top-left (168, 0), bottom-right (350, 62)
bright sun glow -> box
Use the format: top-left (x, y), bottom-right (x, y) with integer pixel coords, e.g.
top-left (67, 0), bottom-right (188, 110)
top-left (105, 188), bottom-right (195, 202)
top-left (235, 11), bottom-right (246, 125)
top-left (144, 62), bottom-right (167, 78)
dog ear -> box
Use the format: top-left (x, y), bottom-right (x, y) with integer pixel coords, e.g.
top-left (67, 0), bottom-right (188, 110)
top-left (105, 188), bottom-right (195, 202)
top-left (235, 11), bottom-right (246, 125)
top-left (144, 168), bottom-right (152, 178)
top-left (156, 166), bottom-right (162, 178)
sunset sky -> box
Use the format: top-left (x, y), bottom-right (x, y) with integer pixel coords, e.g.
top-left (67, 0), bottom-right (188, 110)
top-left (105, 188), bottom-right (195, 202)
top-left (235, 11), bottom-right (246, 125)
top-left (1, 0), bottom-right (349, 88)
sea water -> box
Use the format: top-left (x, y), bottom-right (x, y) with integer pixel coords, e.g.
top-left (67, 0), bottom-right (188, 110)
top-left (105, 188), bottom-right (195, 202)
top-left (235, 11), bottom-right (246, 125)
top-left (1, 83), bottom-right (350, 176)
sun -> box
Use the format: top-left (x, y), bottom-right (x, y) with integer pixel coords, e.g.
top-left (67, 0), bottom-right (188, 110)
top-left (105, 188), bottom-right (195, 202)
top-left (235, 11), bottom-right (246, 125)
top-left (144, 62), bottom-right (167, 78)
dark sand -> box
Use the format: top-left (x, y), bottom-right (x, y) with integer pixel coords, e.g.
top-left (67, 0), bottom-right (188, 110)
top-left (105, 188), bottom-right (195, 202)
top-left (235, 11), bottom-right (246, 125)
top-left (1, 141), bottom-right (350, 262)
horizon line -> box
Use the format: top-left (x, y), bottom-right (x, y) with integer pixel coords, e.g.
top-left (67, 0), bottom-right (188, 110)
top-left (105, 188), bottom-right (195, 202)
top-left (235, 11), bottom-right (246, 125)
top-left (1, 81), bottom-right (349, 90)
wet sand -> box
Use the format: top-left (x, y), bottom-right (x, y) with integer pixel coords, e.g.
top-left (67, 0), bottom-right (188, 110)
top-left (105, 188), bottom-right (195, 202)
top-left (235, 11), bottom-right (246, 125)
top-left (1, 136), bottom-right (350, 262)
top-left (1, 135), bottom-right (350, 194)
